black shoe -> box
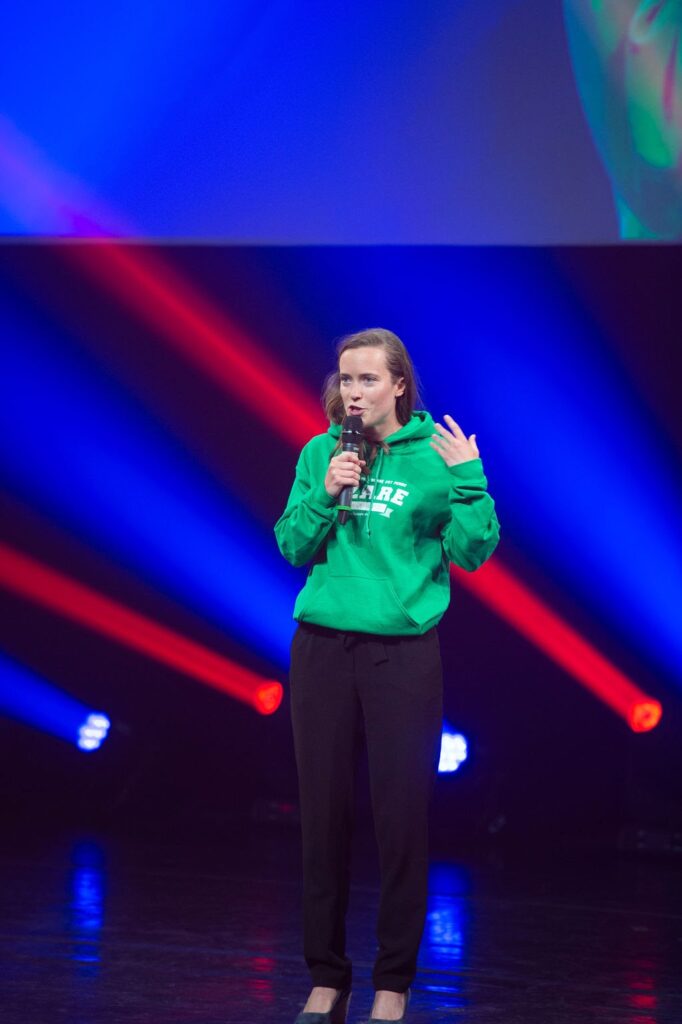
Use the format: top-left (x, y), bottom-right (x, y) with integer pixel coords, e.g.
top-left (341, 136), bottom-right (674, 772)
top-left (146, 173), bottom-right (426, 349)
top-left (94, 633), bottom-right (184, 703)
top-left (294, 987), bottom-right (352, 1024)
top-left (366, 987), bottom-right (411, 1023)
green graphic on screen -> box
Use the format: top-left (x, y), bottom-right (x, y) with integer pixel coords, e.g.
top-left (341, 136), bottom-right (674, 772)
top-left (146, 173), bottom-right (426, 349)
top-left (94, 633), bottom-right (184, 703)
top-left (565, 0), bottom-right (682, 239)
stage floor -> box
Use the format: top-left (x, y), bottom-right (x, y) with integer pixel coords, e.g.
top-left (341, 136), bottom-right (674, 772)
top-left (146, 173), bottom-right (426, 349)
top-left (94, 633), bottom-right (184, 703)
top-left (1, 822), bottom-right (681, 1023)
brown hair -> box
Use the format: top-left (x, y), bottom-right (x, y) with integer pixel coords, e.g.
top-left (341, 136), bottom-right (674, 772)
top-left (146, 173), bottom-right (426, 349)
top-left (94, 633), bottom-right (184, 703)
top-left (321, 327), bottom-right (423, 426)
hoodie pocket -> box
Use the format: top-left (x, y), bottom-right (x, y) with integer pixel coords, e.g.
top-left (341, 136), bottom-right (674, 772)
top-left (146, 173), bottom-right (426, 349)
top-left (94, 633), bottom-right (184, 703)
top-left (326, 574), bottom-right (421, 633)
top-left (385, 579), bottom-right (422, 629)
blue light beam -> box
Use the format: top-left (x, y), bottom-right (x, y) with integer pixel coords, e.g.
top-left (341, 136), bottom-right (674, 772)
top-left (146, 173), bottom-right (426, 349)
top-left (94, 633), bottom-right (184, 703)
top-left (0, 650), bottom-right (110, 752)
top-left (0, 307), bottom-right (298, 665)
top-left (318, 247), bottom-right (682, 681)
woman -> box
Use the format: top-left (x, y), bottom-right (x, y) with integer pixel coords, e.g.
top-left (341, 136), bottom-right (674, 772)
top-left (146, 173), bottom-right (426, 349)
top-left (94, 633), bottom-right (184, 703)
top-left (274, 328), bottom-right (500, 1023)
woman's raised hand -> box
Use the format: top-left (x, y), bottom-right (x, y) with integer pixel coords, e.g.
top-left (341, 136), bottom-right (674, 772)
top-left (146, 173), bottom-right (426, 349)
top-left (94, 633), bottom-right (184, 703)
top-left (430, 414), bottom-right (480, 467)
top-left (324, 451), bottom-right (367, 498)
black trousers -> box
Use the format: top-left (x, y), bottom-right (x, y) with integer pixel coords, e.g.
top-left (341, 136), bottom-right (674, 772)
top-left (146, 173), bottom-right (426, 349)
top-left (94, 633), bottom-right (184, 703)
top-left (289, 621), bottom-right (443, 993)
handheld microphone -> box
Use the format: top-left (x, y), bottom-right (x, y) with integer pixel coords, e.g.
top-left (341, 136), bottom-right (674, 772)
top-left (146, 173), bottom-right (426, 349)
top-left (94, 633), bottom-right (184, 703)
top-left (337, 414), bottom-right (364, 525)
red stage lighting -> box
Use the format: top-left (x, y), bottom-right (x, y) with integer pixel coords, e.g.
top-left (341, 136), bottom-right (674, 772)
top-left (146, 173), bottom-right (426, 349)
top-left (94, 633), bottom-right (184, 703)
top-left (454, 558), bottom-right (662, 732)
top-left (0, 542), bottom-right (282, 715)
top-left (0, 116), bottom-right (663, 731)
top-left (63, 242), bottom-right (325, 448)
top-left (57, 240), bottom-right (667, 733)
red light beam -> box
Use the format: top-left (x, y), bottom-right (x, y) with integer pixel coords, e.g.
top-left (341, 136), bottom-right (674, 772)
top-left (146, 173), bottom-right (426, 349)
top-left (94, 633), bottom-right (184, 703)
top-left (63, 242), bottom-right (325, 448)
top-left (0, 541), bottom-right (282, 716)
top-left (453, 558), bottom-right (662, 732)
top-left (0, 116), bottom-right (662, 732)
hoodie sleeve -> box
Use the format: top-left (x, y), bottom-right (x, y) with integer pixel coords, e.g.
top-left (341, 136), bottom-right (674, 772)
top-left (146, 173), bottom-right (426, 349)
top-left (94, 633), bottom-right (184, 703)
top-left (274, 442), bottom-right (338, 567)
top-left (441, 457), bottom-right (500, 571)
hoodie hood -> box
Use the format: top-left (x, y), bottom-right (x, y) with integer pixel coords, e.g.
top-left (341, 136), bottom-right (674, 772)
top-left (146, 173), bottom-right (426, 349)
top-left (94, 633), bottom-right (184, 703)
top-left (327, 410), bottom-right (435, 451)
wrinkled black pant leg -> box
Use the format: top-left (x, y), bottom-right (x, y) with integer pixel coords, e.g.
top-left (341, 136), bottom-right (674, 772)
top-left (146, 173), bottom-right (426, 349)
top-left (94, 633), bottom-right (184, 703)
top-left (356, 629), bottom-right (443, 993)
top-left (289, 624), bottom-right (360, 990)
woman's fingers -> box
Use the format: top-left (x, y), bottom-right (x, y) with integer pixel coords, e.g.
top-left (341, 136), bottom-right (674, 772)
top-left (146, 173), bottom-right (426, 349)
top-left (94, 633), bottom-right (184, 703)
top-left (435, 417), bottom-right (475, 448)
top-left (332, 452), bottom-right (364, 487)
top-left (325, 449), bottom-right (366, 494)
top-left (433, 422), bottom-right (460, 446)
top-left (333, 454), bottom-right (363, 471)
top-left (432, 417), bottom-right (480, 467)
top-left (334, 452), bottom-right (365, 467)
top-left (443, 414), bottom-right (466, 439)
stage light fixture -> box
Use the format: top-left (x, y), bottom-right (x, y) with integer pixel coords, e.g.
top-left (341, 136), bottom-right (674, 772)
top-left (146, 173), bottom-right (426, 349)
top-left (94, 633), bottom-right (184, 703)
top-left (0, 650), bottom-right (111, 752)
top-left (77, 713), bottom-right (111, 752)
top-left (438, 728), bottom-right (468, 774)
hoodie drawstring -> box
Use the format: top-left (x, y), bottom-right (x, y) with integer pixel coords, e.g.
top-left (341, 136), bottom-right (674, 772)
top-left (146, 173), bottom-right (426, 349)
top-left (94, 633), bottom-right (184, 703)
top-left (366, 445), bottom-right (385, 537)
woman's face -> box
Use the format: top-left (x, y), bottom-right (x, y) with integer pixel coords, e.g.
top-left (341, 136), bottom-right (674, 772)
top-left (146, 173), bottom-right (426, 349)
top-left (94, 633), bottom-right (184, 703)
top-left (338, 346), bottom-right (405, 441)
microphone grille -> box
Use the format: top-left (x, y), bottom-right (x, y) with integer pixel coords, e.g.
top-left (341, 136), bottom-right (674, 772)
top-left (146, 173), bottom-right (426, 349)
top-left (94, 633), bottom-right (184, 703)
top-left (342, 414), bottom-right (364, 437)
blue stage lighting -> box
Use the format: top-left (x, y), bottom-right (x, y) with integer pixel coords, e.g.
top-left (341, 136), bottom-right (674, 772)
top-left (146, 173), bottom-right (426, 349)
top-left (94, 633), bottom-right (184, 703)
top-left (313, 246), bottom-right (682, 681)
top-left (426, 896), bottom-right (467, 963)
top-left (438, 727), bottom-right (468, 774)
top-left (0, 650), bottom-right (111, 752)
top-left (67, 840), bottom-right (106, 973)
top-left (0, 307), bottom-right (299, 666)
top-left (77, 713), bottom-right (111, 752)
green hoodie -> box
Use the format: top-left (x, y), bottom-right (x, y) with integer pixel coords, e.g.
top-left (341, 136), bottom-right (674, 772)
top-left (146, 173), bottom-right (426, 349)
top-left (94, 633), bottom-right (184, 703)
top-left (274, 411), bottom-right (500, 636)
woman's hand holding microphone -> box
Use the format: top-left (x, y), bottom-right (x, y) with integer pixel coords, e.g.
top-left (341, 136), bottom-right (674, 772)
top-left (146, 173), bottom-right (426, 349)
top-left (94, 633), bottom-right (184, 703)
top-left (324, 451), bottom-right (366, 498)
